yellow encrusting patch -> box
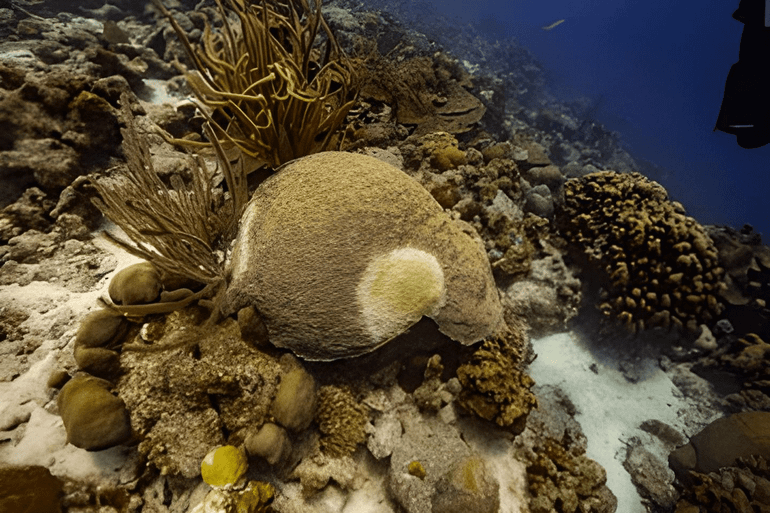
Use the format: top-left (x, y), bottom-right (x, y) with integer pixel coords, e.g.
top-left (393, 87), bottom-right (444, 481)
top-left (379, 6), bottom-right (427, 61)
top-left (357, 248), bottom-right (446, 342)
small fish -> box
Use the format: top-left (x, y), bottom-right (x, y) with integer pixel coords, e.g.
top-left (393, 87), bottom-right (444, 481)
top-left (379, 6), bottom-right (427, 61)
top-left (542, 19), bottom-right (566, 31)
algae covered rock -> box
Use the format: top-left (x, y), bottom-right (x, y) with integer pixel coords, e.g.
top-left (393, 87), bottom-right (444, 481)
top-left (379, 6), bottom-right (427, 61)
top-left (431, 455), bottom-right (500, 513)
top-left (118, 314), bottom-right (280, 478)
top-left (669, 411), bottom-right (770, 483)
top-left (57, 374), bottom-right (132, 451)
top-left (224, 151), bottom-right (504, 360)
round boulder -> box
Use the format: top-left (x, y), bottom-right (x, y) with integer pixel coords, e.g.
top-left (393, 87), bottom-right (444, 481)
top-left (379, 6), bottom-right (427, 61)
top-left (57, 375), bottom-right (132, 451)
top-left (224, 151), bottom-right (504, 360)
top-left (669, 411), bottom-right (770, 482)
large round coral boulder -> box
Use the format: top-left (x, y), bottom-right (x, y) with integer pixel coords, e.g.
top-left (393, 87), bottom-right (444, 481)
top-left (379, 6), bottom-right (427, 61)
top-left (224, 151), bottom-right (504, 360)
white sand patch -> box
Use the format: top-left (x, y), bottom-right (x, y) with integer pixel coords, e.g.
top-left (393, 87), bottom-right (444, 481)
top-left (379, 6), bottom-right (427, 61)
top-left (0, 221), bottom-right (146, 480)
top-left (529, 332), bottom-right (697, 513)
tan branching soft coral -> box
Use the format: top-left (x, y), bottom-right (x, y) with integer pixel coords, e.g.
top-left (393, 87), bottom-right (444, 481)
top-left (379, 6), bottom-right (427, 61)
top-left (315, 385), bottom-right (369, 458)
top-left (558, 171), bottom-right (726, 333)
top-left (91, 97), bottom-right (248, 294)
top-left (455, 321), bottom-right (537, 431)
top-left (152, 0), bottom-right (358, 168)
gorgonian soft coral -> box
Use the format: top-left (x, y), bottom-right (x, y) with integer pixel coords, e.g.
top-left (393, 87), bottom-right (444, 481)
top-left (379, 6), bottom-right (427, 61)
top-left (152, 0), bottom-right (358, 168)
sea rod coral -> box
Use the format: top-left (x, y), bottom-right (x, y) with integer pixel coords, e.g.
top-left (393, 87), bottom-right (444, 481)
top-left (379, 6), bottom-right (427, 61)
top-left (152, 0), bottom-right (358, 168)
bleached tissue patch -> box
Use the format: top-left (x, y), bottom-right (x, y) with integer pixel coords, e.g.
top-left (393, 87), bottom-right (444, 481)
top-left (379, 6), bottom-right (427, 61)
top-left (529, 332), bottom-right (693, 513)
top-left (357, 248), bottom-right (446, 343)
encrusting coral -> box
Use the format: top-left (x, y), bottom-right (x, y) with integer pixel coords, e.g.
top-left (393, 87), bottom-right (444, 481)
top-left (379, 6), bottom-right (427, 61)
top-left (315, 385), bottom-right (369, 458)
top-left (558, 171), bottom-right (725, 333)
top-left (527, 438), bottom-right (616, 513)
top-left (117, 312), bottom-right (281, 478)
top-left (455, 317), bottom-right (537, 431)
top-left (152, 0), bottom-right (358, 168)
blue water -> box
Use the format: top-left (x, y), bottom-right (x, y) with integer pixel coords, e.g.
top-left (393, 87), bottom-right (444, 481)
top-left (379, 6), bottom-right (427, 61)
top-left (430, 0), bottom-right (770, 239)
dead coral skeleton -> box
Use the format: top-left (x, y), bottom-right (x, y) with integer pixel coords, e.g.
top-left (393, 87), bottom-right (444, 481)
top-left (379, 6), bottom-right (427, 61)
top-left (152, 0), bottom-right (359, 168)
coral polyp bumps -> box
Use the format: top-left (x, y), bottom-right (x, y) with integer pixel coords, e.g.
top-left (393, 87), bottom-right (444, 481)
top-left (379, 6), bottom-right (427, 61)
top-left (557, 171), bottom-right (725, 333)
top-left (223, 151), bottom-right (505, 360)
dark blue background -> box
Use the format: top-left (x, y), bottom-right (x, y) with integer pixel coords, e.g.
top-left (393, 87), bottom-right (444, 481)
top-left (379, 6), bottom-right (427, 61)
top-left (431, 0), bottom-right (770, 238)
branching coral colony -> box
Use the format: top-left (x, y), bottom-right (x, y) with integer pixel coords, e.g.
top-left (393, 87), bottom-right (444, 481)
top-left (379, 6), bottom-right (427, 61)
top-left (151, 0), bottom-right (358, 168)
top-left (90, 97), bottom-right (248, 316)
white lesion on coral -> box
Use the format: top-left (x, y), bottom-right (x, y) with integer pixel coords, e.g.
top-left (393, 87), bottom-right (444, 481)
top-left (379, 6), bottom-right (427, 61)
top-left (356, 247), bottom-right (447, 343)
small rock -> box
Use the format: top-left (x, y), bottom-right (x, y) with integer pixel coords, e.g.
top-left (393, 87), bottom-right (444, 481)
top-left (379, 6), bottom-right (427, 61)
top-left (108, 262), bottom-right (161, 305)
top-left (57, 375), bottom-right (132, 451)
top-left (244, 423), bottom-right (291, 465)
top-left (271, 368), bottom-right (316, 431)
top-left (431, 455), bottom-right (500, 513)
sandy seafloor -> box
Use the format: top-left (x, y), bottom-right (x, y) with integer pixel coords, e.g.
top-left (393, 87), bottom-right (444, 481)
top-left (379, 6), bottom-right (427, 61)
top-left (0, 0), bottom-right (768, 512)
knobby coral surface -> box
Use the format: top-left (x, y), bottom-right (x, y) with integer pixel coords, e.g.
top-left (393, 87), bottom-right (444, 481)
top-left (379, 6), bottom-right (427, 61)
top-left (558, 171), bottom-right (725, 333)
top-left (315, 385), bottom-right (368, 458)
top-left (527, 438), bottom-right (616, 513)
top-left (456, 319), bottom-right (537, 431)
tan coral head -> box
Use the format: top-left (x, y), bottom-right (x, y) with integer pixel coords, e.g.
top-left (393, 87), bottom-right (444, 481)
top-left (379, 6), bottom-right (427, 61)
top-left (224, 151), bottom-right (504, 360)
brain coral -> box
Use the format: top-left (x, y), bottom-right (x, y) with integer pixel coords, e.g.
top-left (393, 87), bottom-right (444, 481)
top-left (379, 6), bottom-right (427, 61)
top-left (558, 171), bottom-right (725, 333)
top-left (224, 151), bottom-right (505, 360)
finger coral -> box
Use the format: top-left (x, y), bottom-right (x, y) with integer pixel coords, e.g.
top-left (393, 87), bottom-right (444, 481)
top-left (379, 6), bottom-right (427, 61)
top-left (152, 0), bottom-right (358, 168)
top-left (558, 171), bottom-right (725, 333)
